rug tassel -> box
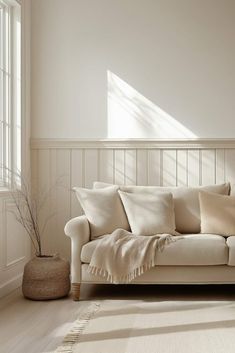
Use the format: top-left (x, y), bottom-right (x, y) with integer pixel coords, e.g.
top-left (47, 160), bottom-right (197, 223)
top-left (55, 302), bottom-right (100, 353)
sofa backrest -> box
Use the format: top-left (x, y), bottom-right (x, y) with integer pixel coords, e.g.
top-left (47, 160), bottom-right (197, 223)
top-left (94, 182), bottom-right (230, 234)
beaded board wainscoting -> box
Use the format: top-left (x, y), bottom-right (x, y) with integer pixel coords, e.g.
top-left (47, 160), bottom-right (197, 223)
top-left (31, 138), bottom-right (235, 261)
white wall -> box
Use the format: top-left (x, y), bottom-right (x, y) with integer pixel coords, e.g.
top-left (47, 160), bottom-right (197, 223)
top-left (31, 0), bottom-right (235, 139)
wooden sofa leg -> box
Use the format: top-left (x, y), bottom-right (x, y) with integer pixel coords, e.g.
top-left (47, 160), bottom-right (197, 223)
top-left (71, 283), bottom-right (81, 301)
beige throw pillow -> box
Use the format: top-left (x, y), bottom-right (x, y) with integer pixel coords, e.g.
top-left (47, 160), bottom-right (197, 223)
top-left (118, 191), bottom-right (177, 236)
top-left (199, 190), bottom-right (235, 236)
top-left (73, 186), bottom-right (130, 239)
top-left (94, 182), bottom-right (230, 233)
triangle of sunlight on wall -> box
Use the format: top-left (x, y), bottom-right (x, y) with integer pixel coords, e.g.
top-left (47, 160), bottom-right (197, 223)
top-left (107, 71), bottom-right (197, 138)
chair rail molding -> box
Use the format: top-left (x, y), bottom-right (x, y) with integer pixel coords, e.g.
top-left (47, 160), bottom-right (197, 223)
top-left (31, 137), bottom-right (235, 260)
top-left (31, 138), bottom-right (235, 150)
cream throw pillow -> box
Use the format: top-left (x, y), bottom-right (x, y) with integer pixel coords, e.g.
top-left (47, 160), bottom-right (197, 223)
top-left (94, 182), bottom-right (230, 233)
top-left (199, 190), bottom-right (235, 236)
top-left (73, 186), bottom-right (130, 239)
top-left (118, 191), bottom-right (177, 236)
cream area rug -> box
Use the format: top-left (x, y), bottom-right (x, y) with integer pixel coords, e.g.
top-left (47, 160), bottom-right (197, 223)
top-left (55, 299), bottom-right (235, 353)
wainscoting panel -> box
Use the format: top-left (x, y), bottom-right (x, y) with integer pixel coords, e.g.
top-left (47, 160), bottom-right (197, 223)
top-left (225, 149), bottom-right (235, 184)
top-left (125, 149), bottom-right (137, 185)
top-left (114, 150), bottom-right (125, 185)
top-left (187, 150), bottom-right (200, 186)
top-left (216, 149), bottom-right (226, 184)
top-left (31, 139), bottom-right (235, 259)
top-left (99, 149), bottom-right (114, 184)
top-left (176, 150), bottom-right (187, 186)
top-left (0, 194), bottom-right (31, 298)
top-left (162, 150), bottom-right (177, 187)
top-left (4, 200), bottom-right (27, 267)
top-left (201, 149), bottom-right (216, 185)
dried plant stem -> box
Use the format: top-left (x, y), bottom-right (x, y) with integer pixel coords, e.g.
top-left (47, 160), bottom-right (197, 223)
top-left (10, 188), bottom-right (42, 255)
top-left (2, 166), bottom-right (57, 257)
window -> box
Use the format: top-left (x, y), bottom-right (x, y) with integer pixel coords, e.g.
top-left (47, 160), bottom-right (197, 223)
top-left (0, 0), bottom-right (21, 187)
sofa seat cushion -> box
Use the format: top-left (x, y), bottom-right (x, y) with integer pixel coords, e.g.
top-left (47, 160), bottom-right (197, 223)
top-left (81, 234), bottom-right (228, 266)
top-left (226, 236), bottom-right (235, 266)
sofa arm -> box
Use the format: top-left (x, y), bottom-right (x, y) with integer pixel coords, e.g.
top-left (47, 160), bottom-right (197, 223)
top-left (64, 215), bottom-right (90, 284)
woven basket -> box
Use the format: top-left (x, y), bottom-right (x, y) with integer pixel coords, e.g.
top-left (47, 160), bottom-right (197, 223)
top-left (22, 254), bottom-right (70, 300)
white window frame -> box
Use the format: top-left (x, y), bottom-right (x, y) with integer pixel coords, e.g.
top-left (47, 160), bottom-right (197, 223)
top-left (0, 0), bottom-right (21, 188)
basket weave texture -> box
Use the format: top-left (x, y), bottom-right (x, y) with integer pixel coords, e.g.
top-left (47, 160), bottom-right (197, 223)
top-left (22, 254), bottom-right (70, 300)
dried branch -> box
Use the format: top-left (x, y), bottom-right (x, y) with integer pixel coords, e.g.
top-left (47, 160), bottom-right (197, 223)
top-left (2, 166), bottom-right (57, 257)
top-left (8, 209), bottom-right (38, 252)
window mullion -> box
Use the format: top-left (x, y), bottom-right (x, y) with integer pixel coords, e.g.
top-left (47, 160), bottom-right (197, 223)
top-left (0, 0), bottom-right (20, 189)
top-left (0, 7), bottom-right (2, 185)
top-left (9, 5), bottom-right (14, 187)
top-left (2, 4), bottom-right (7, 186)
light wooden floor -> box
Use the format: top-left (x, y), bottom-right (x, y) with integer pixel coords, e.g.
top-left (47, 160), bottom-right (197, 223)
top-left (1, 284), bottom-right (235, 353)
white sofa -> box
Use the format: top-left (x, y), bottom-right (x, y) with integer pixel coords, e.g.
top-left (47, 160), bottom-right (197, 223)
top-left (65, 182), bottom-right (235, 300)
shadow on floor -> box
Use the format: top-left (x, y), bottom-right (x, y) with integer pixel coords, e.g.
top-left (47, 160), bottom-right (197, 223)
top-left (80, 318), bottom-right (235, 342)
top-left (80, 283), bottom-right (235, 302)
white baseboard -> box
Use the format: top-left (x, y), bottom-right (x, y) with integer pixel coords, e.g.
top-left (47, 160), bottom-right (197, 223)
top-left (0, 273), bottom-right (23, 299)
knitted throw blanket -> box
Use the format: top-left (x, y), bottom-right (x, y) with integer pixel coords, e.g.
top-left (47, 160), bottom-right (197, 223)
top-left (88, 228), bottom-right (176, 284)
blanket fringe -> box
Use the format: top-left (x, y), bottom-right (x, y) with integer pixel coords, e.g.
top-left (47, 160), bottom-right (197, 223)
top-left (88, 259), bottom-right (156, 284)
top-left (55, 302), bottom-right (100, 353)
top-left (88, 234), bottom-right (179, 284)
